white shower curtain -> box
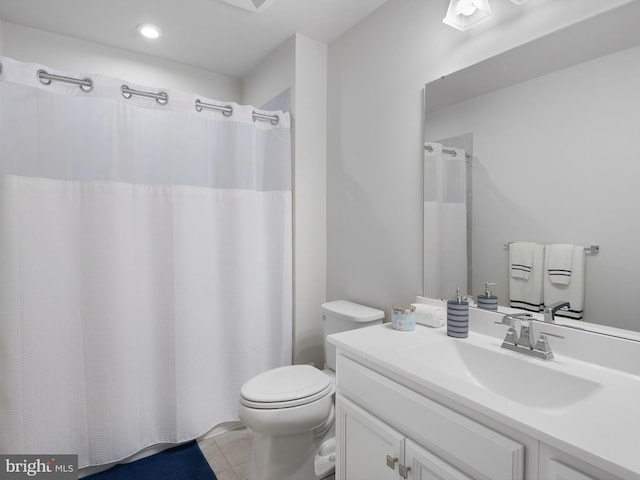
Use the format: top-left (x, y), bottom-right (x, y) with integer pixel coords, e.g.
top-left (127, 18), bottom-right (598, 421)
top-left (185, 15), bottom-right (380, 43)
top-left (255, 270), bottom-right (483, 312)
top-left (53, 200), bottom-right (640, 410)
top-left (0, 57), bottom-right (292, 467)
top-left (423, 142), bottom-right (467, 300)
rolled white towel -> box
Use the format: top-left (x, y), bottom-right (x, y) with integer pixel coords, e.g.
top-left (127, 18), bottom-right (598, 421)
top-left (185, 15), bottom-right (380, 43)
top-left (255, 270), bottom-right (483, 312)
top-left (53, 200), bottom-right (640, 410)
top-left (412, 303), bottom-right (445, 328)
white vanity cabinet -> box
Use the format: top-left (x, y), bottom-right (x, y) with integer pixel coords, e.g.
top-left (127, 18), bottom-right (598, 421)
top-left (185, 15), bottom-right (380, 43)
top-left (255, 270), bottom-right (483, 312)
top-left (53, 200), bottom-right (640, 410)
top-left (337, 394), bottom-right (472, 480)
top-left (330, 319), bottom-right (640, 479)
top-left (335, 351), bottom-right (630, 480)
top-left (335, 354), bottom-right (525, 480)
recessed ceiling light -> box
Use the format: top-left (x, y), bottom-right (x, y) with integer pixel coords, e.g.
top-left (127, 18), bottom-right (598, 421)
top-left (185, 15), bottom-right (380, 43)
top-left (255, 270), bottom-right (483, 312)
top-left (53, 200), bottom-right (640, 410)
top-left (137, 24), bottom-right (162, 39)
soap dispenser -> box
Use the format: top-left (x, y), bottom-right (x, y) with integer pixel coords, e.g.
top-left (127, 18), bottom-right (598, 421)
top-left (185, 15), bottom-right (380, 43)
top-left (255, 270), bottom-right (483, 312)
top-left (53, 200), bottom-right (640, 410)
top-left (447, 287), bottom-right (469, 338)
top-left (477, 282), bottom-right (498, 311)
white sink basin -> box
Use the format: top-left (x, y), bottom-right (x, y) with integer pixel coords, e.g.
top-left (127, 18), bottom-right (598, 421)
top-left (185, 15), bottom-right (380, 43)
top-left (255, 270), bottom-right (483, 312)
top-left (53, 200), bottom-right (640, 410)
top-left (400, 338), bottom-right (603, 410)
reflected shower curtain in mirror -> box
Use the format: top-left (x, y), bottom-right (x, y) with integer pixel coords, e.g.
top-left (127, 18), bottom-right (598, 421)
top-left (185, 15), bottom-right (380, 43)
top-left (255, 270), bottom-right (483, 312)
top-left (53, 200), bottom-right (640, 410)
top-left (0, 57), bottom-right (292, 467)
top-left (423, 142), bottom-right (467, 299)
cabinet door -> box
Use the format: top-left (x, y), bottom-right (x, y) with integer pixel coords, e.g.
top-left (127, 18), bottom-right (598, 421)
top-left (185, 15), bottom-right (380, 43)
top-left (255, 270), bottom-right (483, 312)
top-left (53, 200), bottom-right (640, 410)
top-left (336, 394), bottom-right (404, 480)
top-left (539, 444), bottom-right (622, 480)
top-left (546, 459), bottom-right (596, 480)
top-left (405, 439), bottom-right (472, 480)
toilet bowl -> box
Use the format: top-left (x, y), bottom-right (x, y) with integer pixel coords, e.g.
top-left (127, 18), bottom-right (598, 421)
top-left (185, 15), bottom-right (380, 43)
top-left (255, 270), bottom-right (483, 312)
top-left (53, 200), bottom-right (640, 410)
top-left (238, 300), bottom-right (384, 480)
top-left (238, 365), bottom-right (336, 480)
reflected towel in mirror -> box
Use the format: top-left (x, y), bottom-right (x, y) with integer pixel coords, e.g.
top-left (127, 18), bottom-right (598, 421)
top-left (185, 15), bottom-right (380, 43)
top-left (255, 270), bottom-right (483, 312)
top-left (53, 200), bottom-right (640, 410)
top-left (509, 243), bottom-right (544, 312)
top-left (544, 245), bottom-right (585, 320)
top-left (509, 242), bottom-right (536, 280)
top-left (546, 243), bottom-right (574, 285)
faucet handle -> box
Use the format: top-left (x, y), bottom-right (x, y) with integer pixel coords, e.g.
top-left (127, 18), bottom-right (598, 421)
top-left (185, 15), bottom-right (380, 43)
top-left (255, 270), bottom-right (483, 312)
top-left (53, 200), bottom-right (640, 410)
top-left (495, 312), bottom-right (532, 327)
top-left (533, 332), bottom-right (564, 360)
top-left (495, 317), bottom-right (513, 327)
top-left (503, 327), bottom-right (519, 345)
top-left (533, 331), bottom-right (565, 359)
top-left (538, 331), bottom-right (565, 339)
top-left (533, 336), bottom-right (553, 359)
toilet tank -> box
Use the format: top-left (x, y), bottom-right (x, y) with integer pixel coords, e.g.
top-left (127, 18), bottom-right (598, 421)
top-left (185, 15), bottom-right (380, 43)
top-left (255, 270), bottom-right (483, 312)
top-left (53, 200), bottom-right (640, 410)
top-left (321, 300), bottom-right (385, 371)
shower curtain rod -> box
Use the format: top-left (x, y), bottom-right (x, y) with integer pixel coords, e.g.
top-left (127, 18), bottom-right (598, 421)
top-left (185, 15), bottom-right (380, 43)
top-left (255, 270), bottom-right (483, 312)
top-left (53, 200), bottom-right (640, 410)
top-left (33, 68), bottom-right (280, 124)
top-left (424, 144), bottom-right (471, 159)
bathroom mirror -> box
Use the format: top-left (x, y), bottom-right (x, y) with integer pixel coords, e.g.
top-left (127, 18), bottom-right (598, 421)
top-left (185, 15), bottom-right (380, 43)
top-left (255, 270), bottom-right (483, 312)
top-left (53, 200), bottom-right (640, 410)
top-left (424, 1), bottom-right (640, 333)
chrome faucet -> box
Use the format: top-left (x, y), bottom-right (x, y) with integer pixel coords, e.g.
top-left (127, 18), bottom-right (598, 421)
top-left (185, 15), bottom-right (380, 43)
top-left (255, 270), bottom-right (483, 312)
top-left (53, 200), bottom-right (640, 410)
top-left (544, 301), bottom-right (571, 322)
top-left (495, 312), bottom-right (564, 360)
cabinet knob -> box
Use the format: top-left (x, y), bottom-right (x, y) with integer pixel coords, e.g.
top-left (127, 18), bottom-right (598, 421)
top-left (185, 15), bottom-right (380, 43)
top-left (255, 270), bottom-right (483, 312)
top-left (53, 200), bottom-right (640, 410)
top-left (386, 455), bottom-right (398, 469)
top-left (399, 464), bottom-right (412, 479)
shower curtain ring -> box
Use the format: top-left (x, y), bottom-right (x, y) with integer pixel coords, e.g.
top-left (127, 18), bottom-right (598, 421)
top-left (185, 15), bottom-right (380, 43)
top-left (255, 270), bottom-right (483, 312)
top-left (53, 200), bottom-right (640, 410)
top-left (121, 84), bottom-right (132, 99)
top-left (36, 69), bottom-right (94, 92)
top-left (37, 69), bottom-right (52, 85)
top-left (80, 78), bottom-right (94, 92)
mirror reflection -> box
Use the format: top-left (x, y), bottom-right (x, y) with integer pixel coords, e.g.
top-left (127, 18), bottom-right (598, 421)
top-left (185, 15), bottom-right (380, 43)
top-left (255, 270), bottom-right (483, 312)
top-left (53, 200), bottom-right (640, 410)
top-left (424, 2), bottom-right (640, 333)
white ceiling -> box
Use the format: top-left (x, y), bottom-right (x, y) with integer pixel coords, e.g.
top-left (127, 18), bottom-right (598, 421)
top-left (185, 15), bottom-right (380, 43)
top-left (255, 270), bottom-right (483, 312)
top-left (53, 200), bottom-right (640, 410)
top-left (0, 0), bottom-right (392, 78)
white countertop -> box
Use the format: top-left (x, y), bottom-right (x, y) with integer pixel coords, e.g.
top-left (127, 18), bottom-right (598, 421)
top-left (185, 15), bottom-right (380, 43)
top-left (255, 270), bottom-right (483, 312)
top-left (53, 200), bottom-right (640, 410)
top-left (328, 320), bottom-right (640, 480)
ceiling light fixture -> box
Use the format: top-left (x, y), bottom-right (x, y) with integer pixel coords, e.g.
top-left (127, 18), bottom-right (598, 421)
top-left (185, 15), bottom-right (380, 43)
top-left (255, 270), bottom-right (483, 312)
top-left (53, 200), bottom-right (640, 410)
top-left (137, 24), bottom-right (162, 39)
top-left (217, 0), bottom-right (275, 14)
top-left (443, 0), bottom-right (493, 31)
top-left (509, 0), bottom-right (528, 4)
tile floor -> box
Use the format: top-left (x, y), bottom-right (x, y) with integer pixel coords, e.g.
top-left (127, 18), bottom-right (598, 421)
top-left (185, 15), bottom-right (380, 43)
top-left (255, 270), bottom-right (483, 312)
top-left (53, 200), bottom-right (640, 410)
top-left (198, 426), bottom-right (252, 480)
top-left (198, 425), bottom-right (335, 480)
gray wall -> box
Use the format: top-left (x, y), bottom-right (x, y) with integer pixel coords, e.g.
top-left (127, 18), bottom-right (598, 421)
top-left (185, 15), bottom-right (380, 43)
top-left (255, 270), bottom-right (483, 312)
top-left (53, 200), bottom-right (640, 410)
top-left (2, 22), bottom-right (241, 101)
top-left (243, 35), bottom-right (329, 367)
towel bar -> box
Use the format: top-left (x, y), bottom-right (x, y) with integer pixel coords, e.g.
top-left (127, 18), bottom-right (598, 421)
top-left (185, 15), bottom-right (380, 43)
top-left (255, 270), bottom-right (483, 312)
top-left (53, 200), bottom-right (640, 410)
top-left (504, 243), bottom-right (599, 254)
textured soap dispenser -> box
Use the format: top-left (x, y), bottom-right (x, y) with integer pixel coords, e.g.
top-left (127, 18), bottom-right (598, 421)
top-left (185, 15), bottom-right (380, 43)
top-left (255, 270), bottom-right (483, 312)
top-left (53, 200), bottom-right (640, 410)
top-left (477, 282), bottom-right (498, 311)
top-left (447, 287), bottom-right (469, 338)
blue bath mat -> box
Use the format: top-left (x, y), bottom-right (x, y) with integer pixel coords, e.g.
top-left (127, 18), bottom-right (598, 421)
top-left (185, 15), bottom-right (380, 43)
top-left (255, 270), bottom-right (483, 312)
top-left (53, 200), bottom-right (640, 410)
top-left (85, 441), bottom-right (217, 480)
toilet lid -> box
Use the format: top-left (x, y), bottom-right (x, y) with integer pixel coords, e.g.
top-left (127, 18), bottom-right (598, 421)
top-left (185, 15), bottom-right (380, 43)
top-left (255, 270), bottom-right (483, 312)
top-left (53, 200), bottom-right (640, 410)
top-left (240, 365), bottom-right (333, 409)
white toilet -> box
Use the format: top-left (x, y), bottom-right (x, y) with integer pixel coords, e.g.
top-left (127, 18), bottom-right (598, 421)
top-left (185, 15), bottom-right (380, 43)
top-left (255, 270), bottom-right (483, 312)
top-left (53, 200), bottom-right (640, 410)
top-left (238, 300), bottom-right (385, 480)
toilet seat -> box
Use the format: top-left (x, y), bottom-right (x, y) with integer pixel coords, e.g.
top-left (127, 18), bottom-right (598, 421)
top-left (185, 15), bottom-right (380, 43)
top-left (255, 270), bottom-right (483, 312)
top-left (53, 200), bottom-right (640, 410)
top-left (240, 365), bottom-right (334, 409)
